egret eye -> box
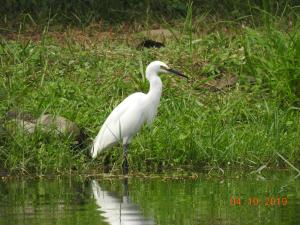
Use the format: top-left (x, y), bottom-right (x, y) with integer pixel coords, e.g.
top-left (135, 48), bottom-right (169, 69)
top-left (160, 65), bottom-right (169, 71)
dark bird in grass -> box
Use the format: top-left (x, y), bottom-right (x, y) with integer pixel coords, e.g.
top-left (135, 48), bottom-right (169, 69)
top-left (137, 39), bottom-right (165, 50)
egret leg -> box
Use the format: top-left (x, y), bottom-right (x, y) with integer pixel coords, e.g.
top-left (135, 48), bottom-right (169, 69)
top-left (123, 178), bottom-right (129, 199)
top-left (103, 151), bottom-right (111, 173)
top-left (122, 144), bottom-right (129, 175)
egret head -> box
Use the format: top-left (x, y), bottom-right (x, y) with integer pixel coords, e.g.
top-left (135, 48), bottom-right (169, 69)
top-left (146, 61), bottom-right (188, 80)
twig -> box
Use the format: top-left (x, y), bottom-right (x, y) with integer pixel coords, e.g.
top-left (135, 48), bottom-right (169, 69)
top-left (276, 152), bottom-right (300, 178)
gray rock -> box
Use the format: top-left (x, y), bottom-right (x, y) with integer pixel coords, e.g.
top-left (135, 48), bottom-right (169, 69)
top-left (15, 119), bottom-right (36, 134)
top-left (5, 112), bottom-right (81, 140)
top-left (4, 110), bottom-right (37, 134)
top-left (5, 118), bottom-right (36, 134)
top-left (6, 110), bottom-right (36, 122)
top-left (36, 114), bottom-right (81, 139)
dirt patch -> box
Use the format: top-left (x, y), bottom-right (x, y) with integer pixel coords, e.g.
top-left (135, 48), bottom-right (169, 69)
top-left (0, 24), bottom-right (181, 50)
top-left (0, 22), bottom-right (122, 45)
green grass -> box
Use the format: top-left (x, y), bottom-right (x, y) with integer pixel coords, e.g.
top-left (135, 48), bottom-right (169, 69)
top-left (0, 8), bottom-right (300, 175)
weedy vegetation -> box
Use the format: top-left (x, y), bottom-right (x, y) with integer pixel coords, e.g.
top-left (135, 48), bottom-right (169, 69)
top-left (0, 1), bottom-right (299, 175)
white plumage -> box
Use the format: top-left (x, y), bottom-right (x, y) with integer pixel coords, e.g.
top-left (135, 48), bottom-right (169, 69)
top-left (91, 61), bottom-right (187, 161)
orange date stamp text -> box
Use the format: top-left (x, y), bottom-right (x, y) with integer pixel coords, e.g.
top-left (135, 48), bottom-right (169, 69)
top-left (229, 196), bottom-right (288, 206)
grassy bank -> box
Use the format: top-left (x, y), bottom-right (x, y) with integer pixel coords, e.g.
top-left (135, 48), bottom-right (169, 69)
top-left (1, 7), bottom-right (300, 175)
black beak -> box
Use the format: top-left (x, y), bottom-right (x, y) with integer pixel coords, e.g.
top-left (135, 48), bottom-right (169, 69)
top-left (166, 68), bottom-right (188, 79)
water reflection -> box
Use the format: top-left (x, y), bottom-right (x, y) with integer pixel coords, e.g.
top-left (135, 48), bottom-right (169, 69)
top-left (0, 171), bottom-right (298, 225)
top-left (92, 179), bottom-right (155, 225)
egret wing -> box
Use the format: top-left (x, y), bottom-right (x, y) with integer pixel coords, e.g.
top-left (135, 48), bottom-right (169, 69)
top-left (104, 92), bottom-right (145, 125)
top-left (91, 92), bottom-right (145, 157)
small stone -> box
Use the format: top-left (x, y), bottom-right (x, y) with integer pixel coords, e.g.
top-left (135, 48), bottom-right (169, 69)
top-left (16, 119), bottom-right (36, 134)
top-left (139, 29), bottom-right (176, 42)
top-left (6, 110), bottom-right (36, 122)
top-left (5, 119), bottom-right (36, 134)
top-left (36, 114), bottom-right (81, 139)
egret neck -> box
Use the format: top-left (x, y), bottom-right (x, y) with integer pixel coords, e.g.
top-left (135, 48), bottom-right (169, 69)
top-left (146, 71), bottom-right (163, 107)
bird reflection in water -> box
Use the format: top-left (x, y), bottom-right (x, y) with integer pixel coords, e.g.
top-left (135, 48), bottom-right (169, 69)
top-left (91, 179), bottom-right (154, 225)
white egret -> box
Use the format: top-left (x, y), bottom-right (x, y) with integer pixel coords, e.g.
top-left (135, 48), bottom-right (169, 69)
top-left (91, 60), bottom-right (187, 174)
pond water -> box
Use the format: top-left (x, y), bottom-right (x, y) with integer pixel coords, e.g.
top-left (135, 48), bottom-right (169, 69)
top-left (0, 171), bottom-right (299, 225)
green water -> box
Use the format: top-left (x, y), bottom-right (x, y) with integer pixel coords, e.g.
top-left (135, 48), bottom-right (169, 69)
top-left (0, 171), bottom-right (299, 225)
